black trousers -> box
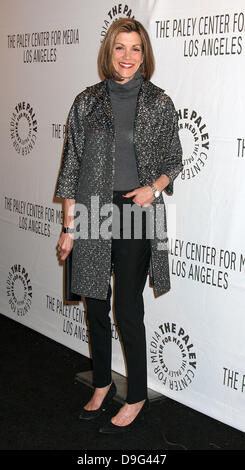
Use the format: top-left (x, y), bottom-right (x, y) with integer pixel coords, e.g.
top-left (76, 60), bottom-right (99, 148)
top-left (85, 190), bottom-right (151, 404)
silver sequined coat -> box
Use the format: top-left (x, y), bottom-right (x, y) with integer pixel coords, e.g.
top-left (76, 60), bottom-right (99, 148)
top-left (55, 78), bottom-right (183, 300)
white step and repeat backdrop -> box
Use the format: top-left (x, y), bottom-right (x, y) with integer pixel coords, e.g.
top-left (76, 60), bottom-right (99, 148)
top-left (1, 0), bottom-right (245, 432)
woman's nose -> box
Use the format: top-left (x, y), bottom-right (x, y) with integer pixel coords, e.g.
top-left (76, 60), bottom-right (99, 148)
top-left (122, 48), bottom-right (131, 60)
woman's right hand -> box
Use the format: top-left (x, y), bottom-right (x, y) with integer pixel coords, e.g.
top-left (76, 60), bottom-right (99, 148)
top-left (57, 232), bottom-right (74, 261)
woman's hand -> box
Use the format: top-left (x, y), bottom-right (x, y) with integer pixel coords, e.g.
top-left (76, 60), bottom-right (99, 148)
top-left (123, 186), bottom-right (155, 207)
top-left (123, 175), bottom-right (170, 206)
top-left (57, 232), bottom-right (74, 261)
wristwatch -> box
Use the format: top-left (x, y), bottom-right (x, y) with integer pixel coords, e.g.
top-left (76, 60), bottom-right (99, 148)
top-left (62, 227), bottom-right (75, 233)
top-left (150, 184), bottom-right (161, 199)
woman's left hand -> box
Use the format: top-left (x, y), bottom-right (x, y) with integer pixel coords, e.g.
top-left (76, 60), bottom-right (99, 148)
top-left (123, 186), bottom-right (155, 207)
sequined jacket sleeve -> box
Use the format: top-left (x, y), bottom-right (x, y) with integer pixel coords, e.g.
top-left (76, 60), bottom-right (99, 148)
top-left (55, 95), bottom-right (85, 199)
top-left (161, 95), bottom-right (183, 196)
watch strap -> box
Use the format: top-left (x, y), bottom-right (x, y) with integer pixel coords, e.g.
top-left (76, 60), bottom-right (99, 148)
top-left (62, 227), bottom-right (75, 234)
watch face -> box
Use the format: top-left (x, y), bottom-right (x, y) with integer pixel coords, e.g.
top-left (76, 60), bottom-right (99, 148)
top-left (155, 190), bottom-right (160, 198)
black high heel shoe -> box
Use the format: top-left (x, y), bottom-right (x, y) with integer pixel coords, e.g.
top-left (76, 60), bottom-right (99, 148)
top-left (99, 398), bottom-right (150, 434)
top-left (79, 382), bottom-right (117, 421)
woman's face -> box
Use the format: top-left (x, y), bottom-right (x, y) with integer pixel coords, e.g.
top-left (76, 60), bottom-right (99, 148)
top-left (112, 31), bottom-right (143, 83)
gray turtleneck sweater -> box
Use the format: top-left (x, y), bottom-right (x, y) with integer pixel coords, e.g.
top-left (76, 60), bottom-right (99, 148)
top-left (107, 69), bottom-right (143, 190)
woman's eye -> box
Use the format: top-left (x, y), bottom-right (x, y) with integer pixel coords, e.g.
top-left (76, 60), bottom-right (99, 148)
top-left (115, 47), bottom-right (141, 52)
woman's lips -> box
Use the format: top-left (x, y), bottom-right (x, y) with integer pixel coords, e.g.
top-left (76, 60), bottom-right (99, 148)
top-left (119, 62), bottom-right (134, 69)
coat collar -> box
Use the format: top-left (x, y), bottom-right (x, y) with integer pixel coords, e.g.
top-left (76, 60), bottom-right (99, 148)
top-left (87, 78), bottom-right (151, 122)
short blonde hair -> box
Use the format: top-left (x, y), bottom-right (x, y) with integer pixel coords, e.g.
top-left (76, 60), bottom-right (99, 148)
top-left (98, 18), bottom-right (155, 81)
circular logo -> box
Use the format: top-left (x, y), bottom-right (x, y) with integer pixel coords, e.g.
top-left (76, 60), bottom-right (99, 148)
top-left (6, 264), bottom-right (32, 316)
top-left (150, 321), bottom-right (197, 391)
top-left (178, 108), bottom-right (209, 180)
top-left (10, 101), bottom-right (37, 155)
top-left (100, 3), bottom-right (135, 42)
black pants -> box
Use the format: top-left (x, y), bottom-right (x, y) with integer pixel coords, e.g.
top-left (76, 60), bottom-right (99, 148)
top-left (85, 190), bottom-right (151, 404)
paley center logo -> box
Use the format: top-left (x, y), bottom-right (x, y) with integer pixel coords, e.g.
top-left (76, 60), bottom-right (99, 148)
top-left (100, 3), bottom-right (135, 41)
top-left (178, 108), bottom-right (209, 180)
top-left (10, 101), bottom-right (37, 155)
top-left (150, 321), bottom-right (197, 391)
top-left (6, 264), bottom-right (33, 316)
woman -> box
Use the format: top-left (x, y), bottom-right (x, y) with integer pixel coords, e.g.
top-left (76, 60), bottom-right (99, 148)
top-left (55, 18), bottom-right (183, 434)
